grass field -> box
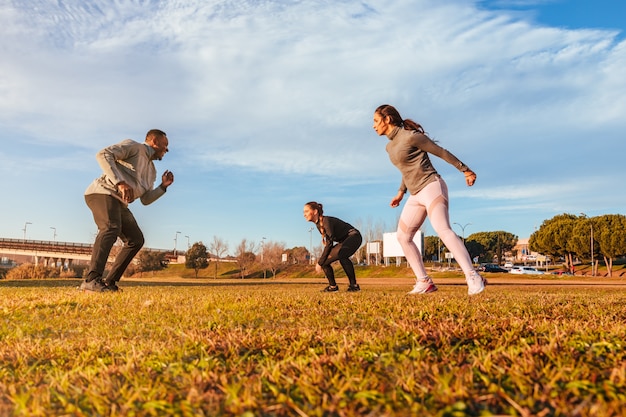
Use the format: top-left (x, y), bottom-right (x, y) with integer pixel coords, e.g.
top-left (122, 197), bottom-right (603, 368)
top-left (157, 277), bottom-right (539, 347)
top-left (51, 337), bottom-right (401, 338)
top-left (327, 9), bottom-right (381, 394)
top-left (1, 275), bottom-right (625, 416)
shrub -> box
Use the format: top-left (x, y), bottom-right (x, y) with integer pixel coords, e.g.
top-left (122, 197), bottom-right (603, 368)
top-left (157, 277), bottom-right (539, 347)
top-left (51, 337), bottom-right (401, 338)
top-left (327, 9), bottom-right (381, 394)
top-left (5, 264), bottom-right (61, 280)
top-left (136, 250), bottom-right (166, 275)
top-left (60, 264), bottom-right (88, 278)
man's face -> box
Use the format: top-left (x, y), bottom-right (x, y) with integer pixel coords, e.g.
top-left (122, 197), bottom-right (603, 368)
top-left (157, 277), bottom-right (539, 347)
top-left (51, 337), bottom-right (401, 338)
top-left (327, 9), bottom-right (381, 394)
top-left (150, 136), bottom-right (169, 160)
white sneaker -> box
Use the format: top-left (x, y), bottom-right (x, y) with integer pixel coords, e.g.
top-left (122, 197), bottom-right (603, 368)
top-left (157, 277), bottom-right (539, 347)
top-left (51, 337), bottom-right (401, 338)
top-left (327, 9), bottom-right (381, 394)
top-left (467, 271), bottom-right (486, 295)
top-left (407, 277), bottom-right (438, 294)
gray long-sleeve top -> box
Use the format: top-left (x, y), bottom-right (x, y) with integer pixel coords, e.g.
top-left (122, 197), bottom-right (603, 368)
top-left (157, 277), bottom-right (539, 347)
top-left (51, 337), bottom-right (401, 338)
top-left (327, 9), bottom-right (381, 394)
top-left (385, 126), bottom-right (470, 195)
top-left (84, 139), bottom-right (166, 206)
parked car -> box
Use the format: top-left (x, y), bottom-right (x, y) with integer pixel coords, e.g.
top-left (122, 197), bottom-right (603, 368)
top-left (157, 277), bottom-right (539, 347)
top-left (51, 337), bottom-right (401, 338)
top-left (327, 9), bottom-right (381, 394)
top-left (479, 263), bottom-right (509, 273)
top-left (504, 261), bottom-right (514, 269)
top-left (510, 266), bottom-right (543, 275)
top-left (551, 270), bottom-right (574, 276)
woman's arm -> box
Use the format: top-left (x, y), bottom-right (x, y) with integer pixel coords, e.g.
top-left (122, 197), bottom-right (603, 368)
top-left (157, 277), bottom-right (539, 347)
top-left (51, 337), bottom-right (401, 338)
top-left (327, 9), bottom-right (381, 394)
top-left (412, 132), bottom-right (476, 186)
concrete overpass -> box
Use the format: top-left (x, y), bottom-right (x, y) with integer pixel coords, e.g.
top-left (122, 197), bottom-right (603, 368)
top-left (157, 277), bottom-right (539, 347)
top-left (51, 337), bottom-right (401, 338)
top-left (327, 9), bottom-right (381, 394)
top-left (0, 238), bottom-right (178, 268)
top-left (0, 237), bottom-right (95, 267)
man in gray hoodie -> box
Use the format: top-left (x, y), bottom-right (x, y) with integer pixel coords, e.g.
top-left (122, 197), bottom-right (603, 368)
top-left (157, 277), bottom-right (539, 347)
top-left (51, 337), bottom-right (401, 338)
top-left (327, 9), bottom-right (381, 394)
top-left (81, 129), bottom-right (174, 292)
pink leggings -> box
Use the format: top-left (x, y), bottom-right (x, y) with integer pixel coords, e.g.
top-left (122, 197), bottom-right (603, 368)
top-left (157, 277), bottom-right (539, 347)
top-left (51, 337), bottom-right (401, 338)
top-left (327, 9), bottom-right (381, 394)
top-left (397, 177), bottom-right (475, 280)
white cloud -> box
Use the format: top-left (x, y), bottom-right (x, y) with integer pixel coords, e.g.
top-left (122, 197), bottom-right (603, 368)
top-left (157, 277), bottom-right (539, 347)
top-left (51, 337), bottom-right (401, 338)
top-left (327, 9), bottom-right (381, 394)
top-left (1, 0), bottom-right (624, 247)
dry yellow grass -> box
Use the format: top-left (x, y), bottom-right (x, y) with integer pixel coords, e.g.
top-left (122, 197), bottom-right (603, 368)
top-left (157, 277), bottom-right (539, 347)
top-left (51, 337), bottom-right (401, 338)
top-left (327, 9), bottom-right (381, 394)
top-left (1, 278), bottom-right (625, 416)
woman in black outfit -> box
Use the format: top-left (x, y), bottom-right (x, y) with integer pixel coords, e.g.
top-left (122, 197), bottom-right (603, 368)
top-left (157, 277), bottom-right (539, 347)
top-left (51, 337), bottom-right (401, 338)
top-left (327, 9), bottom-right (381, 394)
top-left (303, 201), bottom-right (362, 292)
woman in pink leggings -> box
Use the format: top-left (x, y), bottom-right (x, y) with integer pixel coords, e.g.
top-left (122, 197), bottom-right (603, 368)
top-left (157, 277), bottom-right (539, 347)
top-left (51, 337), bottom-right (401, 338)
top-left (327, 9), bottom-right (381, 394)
top-left (373, 104), bottom-right (486, 295)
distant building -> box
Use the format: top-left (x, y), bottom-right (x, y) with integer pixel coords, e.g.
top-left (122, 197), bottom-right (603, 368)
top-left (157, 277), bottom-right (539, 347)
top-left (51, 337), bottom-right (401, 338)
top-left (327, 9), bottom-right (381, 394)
top-left (382, 231), bottom-right (424, 267)
top-left (511, 238), bottom-right (542, 263)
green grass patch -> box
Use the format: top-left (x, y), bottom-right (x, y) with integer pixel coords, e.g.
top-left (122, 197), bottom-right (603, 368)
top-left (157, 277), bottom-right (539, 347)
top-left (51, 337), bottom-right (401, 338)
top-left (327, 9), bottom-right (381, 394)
top-left (1, 281), bottom-right (625, 416)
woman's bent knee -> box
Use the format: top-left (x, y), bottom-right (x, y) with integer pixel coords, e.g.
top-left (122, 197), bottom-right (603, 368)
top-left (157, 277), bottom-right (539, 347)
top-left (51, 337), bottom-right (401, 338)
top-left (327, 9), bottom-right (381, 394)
top-left (396, 230), bottom-right (414, 246)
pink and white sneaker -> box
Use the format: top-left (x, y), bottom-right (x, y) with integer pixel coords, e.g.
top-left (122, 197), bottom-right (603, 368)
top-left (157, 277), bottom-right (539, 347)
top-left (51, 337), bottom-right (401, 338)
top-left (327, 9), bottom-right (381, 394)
top-left (467, 271), bottom-right (487, 295)
top-left (407, 277), bottom-right (438, 294)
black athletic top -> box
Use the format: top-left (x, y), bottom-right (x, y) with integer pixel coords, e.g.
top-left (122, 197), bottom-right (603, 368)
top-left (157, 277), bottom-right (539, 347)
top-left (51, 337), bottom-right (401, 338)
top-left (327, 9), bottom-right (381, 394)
top-left (316, 216), bottom-right (359, 265)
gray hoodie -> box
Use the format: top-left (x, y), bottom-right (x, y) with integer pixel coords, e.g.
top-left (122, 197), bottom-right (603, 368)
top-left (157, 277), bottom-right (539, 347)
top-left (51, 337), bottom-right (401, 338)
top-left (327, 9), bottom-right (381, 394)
top-left (84, 139), bottom-right (166, 206)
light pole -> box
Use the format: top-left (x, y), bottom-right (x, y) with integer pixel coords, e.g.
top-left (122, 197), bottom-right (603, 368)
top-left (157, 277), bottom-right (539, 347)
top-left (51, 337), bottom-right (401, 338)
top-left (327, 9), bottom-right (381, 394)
top-left (174, 231), bottom-right (181, 256)
top-left (22, 222), bottom-right (32, 241)
top-left (308, 227), bottom-right (313, 265)
top-left (453, 222), bottom-right (471, 242)
top-left (185, 235), bottom-right (190, 249)
top-left (50, 227), bottom-right (57, 242)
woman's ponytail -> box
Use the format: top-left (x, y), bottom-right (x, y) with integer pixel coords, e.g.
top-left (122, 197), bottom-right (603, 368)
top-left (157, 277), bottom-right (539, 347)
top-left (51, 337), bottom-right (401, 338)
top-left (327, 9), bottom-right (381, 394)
top-left (375, 104), bottom-right (425, 133)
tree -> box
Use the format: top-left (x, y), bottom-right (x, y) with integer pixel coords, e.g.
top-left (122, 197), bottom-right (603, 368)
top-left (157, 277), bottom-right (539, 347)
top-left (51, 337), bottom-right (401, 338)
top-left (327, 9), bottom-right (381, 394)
top-left (136, 250), bottom-right (167, 276)
top-left (185, 242), bottom-right (209, 278)
top-left (529, 214), bottom-right (578, 269)
top-left (209, 235), bottom-right (229, 279)
top-left (357, 216), bottom-right (386, 265)
top-left (570, 215), bottom-right (595, 264)
top-left (464, 239), bottom-right (485, 263)
top-left (529, 212), bottom-right (626, 276)
top-left (262, 241), bottom-right (286, 279)
top-left (285, 246), bottom-right (309, 264)
top-left (594, 214), bottom-right (626, 277)
top-left (423, 236), bottom-right (440, 261)
top-left (466, 231), bottom-right (517, 264)
top-left (235, 239), bottom-right (256, 278)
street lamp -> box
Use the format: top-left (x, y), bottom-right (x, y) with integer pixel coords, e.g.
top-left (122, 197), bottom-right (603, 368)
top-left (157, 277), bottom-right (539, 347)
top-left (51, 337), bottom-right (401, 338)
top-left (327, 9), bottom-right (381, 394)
top-left (50, 227), bottom-right (57, 242)
top-left (453, 222), bottom-right (472, 242)
top-left (174, 231), bottom-right (181, 256)
top-left (185, 235), bottom-right (190, 249)
top-left (22, 222), bottom-right (32, 241)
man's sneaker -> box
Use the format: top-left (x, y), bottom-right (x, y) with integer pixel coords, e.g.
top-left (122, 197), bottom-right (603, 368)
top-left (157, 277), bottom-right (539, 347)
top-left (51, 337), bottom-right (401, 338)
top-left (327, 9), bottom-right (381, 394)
top-left (79, 279), bottom-right (113, 293)
top-left (347, 284), bottom-right (361, 292)
top-left (407, 277), bottom-right (438, 294)
top-left (104, 280), bottom-right (120, 292)
top-left (467, 271), bottom-right (487, 295)
top-left (321, 285), bottom-right (339, 292)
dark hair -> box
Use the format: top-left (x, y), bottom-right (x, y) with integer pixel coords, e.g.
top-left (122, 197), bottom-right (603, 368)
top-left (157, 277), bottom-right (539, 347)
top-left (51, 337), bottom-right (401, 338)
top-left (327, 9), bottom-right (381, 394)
top-left (305, 201), bottom-right (325, 238)
top-left (375, 104), bottom-right (424, 134)
top-left (305, 201), bottom-right (324, 216)
top-left (146, 129), bottom-right (167, 141)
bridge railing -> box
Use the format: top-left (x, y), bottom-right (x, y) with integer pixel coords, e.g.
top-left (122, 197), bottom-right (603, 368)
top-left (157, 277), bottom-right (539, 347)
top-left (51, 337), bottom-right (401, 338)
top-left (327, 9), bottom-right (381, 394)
top-left (0, 238), bottom-right (177, 258)
top-left (0, 238), bottom-right (94, 255)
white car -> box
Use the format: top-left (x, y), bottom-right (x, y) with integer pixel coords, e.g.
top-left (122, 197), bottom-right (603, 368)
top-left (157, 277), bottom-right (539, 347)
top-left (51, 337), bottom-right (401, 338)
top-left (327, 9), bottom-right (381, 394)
top-left (504, 262), bottom-right (514, 269)
top-left (510, 266), bottom-right (543, 275)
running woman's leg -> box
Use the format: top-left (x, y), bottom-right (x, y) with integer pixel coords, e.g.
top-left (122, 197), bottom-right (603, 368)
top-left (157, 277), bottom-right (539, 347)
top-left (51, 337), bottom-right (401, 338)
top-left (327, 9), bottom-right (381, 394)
top-left (396, 194), bottom-right (428, 279)
top-left (423, 178), bottom-right (475, 277)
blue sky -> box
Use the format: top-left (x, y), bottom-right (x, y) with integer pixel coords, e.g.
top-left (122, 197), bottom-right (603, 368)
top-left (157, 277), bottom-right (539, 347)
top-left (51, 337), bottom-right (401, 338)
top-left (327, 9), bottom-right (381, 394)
top-left (1, 0), bottom-right (624, 256)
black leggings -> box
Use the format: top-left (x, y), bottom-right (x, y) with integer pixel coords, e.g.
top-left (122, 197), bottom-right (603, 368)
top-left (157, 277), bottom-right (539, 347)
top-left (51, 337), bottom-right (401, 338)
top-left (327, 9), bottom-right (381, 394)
top-left (320, 232), bottom-right (362, 286)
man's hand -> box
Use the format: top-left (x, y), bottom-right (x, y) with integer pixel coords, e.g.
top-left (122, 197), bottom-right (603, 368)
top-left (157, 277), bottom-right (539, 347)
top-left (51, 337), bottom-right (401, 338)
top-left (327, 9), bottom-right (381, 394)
top-left (117, 181), bottom-right (134, 203)
top-left (161, 170), bottom-right (175, 188)
top-left (315, 264), bottom-right (323, 274)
